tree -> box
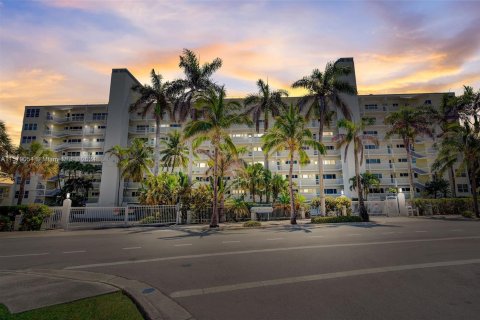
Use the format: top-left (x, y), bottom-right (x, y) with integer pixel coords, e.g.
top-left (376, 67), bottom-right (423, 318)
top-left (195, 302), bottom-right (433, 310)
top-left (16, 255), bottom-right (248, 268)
top-left (0, 120), bottom-right (15, 179)
top-left (14, 142), bottom-right (58, 205)
top-left (130, 69), bottom-right (173, 176)
top-left (385, 107), bottom-right (433, 203)
top-left (169, 49), bottom-right (223, 182)
top-left (160, 130), bottom-right (189, 173)
top-left (263, 104), bottom-right (325, 224)
top-left (349, 172), bottom-right (380, 201)
top-left (271, 173), bottom-right (289, 203)
top-left (424, 175), bottom-right (450, 198)
top-left (292, 61), bottom-right (356, 215)
top-left (106, 145), bottom-right (128, 206)
top-left (184, 87), bottom-right (251, 227)
top-left (335, 118), bottom-right (379, 221)
top-left (241, 163), bottom-right (265, 203)
top-left (244, 79), bottom-right (288, 172)
top-left (122, 138), bottom-right (154, 182)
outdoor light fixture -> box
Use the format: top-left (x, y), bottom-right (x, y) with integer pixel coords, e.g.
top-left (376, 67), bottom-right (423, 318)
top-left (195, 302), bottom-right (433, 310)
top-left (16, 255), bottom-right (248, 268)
top-left (340, 190), bottom-right (344, 195)
top-left (66, 193), bottom-right (70, 199)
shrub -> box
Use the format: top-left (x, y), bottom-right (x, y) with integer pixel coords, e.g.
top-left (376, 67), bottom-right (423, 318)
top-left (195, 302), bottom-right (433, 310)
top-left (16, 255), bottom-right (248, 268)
top-left (243, 220), bottom-right (261, 228)
top-left (413, 198), bottom-right (479, 215)
top-left (311, 216), bottom-right (363, 224)
top-left (461, 211), bottom-right (474, 218)
top-left (0, 215), bottom-right (13, 231)
top-left (334, 196), bottom-right (352, 216)
top-left (325, 196), bottom-right (336, 214)
top-left (18, 204), bottom-right (52, 231)
top-left (310, 197), bottom-right (321, 209)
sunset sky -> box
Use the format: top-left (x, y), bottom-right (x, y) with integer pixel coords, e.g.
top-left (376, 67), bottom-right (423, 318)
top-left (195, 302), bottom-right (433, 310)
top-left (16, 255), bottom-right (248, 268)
top-left (1, 0), bottom-right (479, 145)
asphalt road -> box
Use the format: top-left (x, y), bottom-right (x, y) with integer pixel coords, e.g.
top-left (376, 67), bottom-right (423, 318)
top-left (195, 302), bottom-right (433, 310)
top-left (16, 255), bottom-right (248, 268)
top-left (1, 217), bottom-right (480, 319)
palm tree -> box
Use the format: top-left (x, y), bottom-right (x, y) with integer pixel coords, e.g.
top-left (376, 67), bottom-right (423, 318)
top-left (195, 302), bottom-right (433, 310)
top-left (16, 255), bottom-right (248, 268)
top-left (106, 145), bottom-right (128, 206)
top-left (263, 104), bottom-right (325, 224)
top-left (385, 107), bottom-right (433, 202)
top-left (0, 121), bottom-right (15, 179)
top-left (292, 61), bottom-right (356, 215)
top-left (244, 79), bottom-right (288, 171)
top-left (130, 69), bottom-right (172, 175)
top-left (160, 130), bottom-right (189, 173)
top-left (184, 87), bottom-right (251, 227)
top-left (0, 120), bottom-right (13, 158)
top-left (271, 173), bottom-right (289, 203)
top-left (242, 163), bottom-right (265, 203)
top-left (335, 118), bottom-right (379, 221)
top-left (169, 49), bottom-right (223, 182)
top-left (14, 141), bottom-right (58, 205)
top-left (122, 138), bottom-right (154, 182)
top-left (349, 172), bottom-right (380, 201)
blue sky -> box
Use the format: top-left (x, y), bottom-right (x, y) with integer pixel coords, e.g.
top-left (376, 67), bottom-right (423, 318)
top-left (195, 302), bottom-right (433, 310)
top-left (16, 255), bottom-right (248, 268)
top-left (1, 0), bottom-right (479, 143)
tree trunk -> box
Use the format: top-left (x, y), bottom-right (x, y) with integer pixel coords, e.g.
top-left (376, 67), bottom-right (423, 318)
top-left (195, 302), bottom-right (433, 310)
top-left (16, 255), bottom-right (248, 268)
top-left (469, 165), bottom-right (479, 218)
top-left (187, 143), bottom-right (193, 183)
top-left (355, 145), bottom-right (368, 221)
top-left (210, 145), bottom-right (219, 227)
top-left (318, 123), bottom-right (325, 215)
top-left (448, 165), bottom-right (456, 197)
top-left (264, 113), bottom-right (270, 172)
top-left (289, 151), bottom-right (296, 224)
top-left (154, 118), bottom-right (161, 176)
top-left (406, 141), bottom-right (415, 204)
top-left (17, 175), bottom-right (27, 205)
top-left (117, 168), bottom-right (122, 206)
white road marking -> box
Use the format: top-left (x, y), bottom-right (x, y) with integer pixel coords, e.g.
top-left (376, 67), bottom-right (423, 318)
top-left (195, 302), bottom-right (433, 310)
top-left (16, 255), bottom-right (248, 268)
top-left (382, 232), bottom-right (396, 235)
top-left (0, 253), bottom-right (49, 258)
top-left (266, 238), bottom-right (284, 241)
top-left (63, 250), bottom-right (86, 254)
top-left (122, 247), bottom-right (142, 250)
top-left (170, 258), bottom-right (480, 298)
top-left (415, 231), bottom-right (428, 233)
top-left (174, 244), bottom-right (192, 247)
top-left (65, 235), bottom-right (480, 270)
top-left (309, 235), bottom-right (324, 238)
top-left (222, 241), bottom-right (240, 243)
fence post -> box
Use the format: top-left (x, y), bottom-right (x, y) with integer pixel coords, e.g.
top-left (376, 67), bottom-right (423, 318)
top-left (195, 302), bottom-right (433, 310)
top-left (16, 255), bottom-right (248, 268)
top-left (125, 205), bottom-right (129, 225)
top-left (186, 210), bottom-right (192, 224)
top-left (176, 203), bottom-right (182, 224)
top-left (14, 214), bottom-right (23, 231)
top-left (397, 190), bottom-right (408, 216)
top-left (62, 197), bottom-right (72, 231)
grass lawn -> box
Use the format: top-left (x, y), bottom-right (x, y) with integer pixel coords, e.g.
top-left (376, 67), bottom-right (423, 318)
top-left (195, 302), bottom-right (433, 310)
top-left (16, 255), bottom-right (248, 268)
top-left (0, 292), bottom-right (143, 320)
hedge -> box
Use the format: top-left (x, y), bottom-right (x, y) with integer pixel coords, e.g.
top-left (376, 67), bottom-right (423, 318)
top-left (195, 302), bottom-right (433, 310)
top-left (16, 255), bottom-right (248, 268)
top-left (311, 216), bottom-right (363, 224)
top-left (243, 220), bottom-right (262, 228)
top-left (0, 204), bottom-right (52, 231)
top-left (413, 198), bottom-right (479, 216)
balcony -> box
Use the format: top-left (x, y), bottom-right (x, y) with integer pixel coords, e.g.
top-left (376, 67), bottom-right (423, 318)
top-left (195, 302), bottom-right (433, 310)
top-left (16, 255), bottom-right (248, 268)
top-left (44, 129), bottom-right (105, 137)
top-left (129, 127), bottom-right (156, 134)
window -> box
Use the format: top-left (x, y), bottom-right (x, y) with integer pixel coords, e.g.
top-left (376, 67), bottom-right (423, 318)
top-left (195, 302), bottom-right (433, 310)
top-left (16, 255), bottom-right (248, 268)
top-left (92, 113), bottom-right (107, 120)
top-left (136, 125), bottom-right (149, 132)
top-left (392, 103), bottom-right (399, 107)
top-left (364, 104), bottom-right (378, 110)
top-left (91, 191), bottom-right (100, 197)
top-left (372, 173), bottom-right (383, 178)
top-left (285, 160), bottom-right (298, 164)
top-left (71, 113), bottom-right (84, 121)
top-left (325, 145), bottom-right (335, 150)
top-left (253, 147), bottom-right (262, 151)
top-left (286, 175), bottom-right (298, 179)
top-left (366, 159), bottom-right (381, 164)
top-left (323, 160), bottom-right (336, 165)
top-left (424, 100), bottom-right (432, 105)
top-left (96, 138), bottom-right (104, 142)
top-left (457, 184), bottom-right (469, 193)
top-left (396, 144), bottom-right (405, 148)
top-left (97, 125), bottom-right (106, 129)
top-left (131, 191), bottom-right (140, 197)
top-left (398, 158), bottom-right (407, 162)
top-left (324, 189), bottom-right (337, 195)
top-left (365, 145), bottom-right (379, 149)
top-left (95, 151), bottom-right (104, 155)
top-left (170, 124), bottom-right (181, 128)
top-left (363, 130), bottom-right (378, 135)
top-left (23, 123), bottom-right (37, 131)
top-left (399, 173), bottom-right (409, 177)
top-left (21, 136), bottom-right (36, 143)
top-left (16, 177), bottom-right (30, 184)
top-left (323, 131), bottom-right (333, 136)
top-left (322, 174), bottom-right (337, 179)
top-left (15, 191), bottom-right (29, 199)
top-left (25, 108), bottom-right (40, 118)
top-left (66, 152), bottom-right (80, 156)
top-left (65, 126), bottom-right (82, 130)
top-left (369, 188), bottom-right (385, 193)
top-left (64, 139), bottom-right (81, 143)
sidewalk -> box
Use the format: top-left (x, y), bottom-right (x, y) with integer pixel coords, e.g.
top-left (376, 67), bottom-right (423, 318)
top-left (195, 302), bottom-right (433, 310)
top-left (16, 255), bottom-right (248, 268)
top-left (0, 269), bottom-right (192, 320)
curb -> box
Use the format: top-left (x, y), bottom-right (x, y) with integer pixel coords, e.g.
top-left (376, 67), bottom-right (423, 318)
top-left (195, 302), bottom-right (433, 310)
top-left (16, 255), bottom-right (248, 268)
top-left (1, 269), bottom-right (193, 320)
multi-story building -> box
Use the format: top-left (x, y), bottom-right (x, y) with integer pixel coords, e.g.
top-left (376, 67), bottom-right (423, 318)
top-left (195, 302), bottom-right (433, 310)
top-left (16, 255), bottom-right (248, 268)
top-left (12, 59), bottom-right (471, 206)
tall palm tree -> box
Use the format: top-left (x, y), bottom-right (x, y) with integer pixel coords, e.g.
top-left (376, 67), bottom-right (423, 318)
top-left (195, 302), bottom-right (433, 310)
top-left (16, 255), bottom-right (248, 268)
top-left (184, 87), bottom-right (251, 227)
top-left (0, 120), bottom-right (15, 179)
top-left (130, 69), bottom-right (172, 175)
top-left (263, 104), bottom-right (325, 224)
top-left (160, 130), bottom-right (189, 173)
top-left (385, 107), bottom-right (433, 202)
top-left (292, 61), bottom-right (356, 215)
top-left (15, 141), bottom-right (58, 205)
top-left (122, 138), bottom-right (154, 182)
top-left (106, 145), bottom-right (128, 206)
top-left (241, 163), bottom-right (265, 203)
top-left (244, 79), bottom-right (288, 171)
top-left (335, 118), bottom-right (378, 221)
top-left (169, 49), bottom-right (223, 182)
top-left (0, 120), bottom-right (13, 158)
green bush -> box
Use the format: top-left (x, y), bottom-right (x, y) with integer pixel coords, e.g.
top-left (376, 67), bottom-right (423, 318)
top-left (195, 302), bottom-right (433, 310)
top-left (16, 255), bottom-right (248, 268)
top-left (413, 198), bottom-right (479, 215)
top-left (334, 196), bottom-right (352, 216)
top-left (461, 211), bottom-right (474, 218)
top-left (311, 215), bottom-right (363, 224)
top-left (18, 204), bottom-right (52, 231)
top-left (243, 220), bottom-right (262, 228)
top-left (0, 215), bottom-right (13, 231)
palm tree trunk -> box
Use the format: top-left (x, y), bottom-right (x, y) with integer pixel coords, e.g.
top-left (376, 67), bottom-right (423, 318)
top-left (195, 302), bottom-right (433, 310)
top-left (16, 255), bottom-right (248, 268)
top-left (406, 142), bottom-right (415, 204)
top-left (355, 146), bottom-right (368, 221)
top-left (318, 124), bottom-right (325, 215)
top-left (448, 166), bottom-right (456, 197)
top-left (117, 168), bottom-right (122, 206)
top-left (468, 165), bottom-right (479, 218)
top-left (289, 151), bottom-right (296, 224)
top-left (17, 175), bottom-right (27, 205)
top-left (211, 145), bottom-right (219, 227)
top-left (154, 118), bottom-right (161, 176)
top-left (187, 143), bottom-right (193, 183)
top-left (264, 114), bottom-right (270, 172)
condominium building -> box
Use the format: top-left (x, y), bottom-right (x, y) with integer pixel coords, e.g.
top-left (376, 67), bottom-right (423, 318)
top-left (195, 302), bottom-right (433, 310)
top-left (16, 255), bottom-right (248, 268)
top-left (12, 59), bottom-right (471, 206)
